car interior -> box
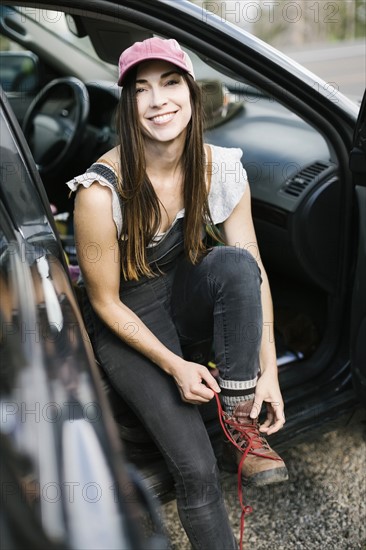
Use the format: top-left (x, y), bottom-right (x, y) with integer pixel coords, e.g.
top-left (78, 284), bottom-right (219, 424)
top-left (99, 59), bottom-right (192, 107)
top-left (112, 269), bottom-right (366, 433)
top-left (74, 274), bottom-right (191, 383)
top-left (0, 5), bottom-right (353, 499)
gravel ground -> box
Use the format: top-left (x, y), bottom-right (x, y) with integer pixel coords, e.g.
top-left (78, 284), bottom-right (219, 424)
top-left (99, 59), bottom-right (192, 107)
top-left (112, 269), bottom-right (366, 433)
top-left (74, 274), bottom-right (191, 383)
top-left (161, 408), bottom-right (366, 550)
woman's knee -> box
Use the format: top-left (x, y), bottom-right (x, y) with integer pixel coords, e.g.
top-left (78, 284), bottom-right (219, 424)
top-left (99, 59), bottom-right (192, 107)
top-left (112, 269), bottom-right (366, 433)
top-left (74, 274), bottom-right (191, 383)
top-left (206, 246), bottom-right (262, 287)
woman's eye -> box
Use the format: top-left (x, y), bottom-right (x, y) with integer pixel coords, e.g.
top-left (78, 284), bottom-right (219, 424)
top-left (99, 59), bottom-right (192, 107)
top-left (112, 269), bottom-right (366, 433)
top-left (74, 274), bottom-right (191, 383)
top-left (136, 87), bottom-right (146, 94)
top-left (165, 79), bottom-right (179, 86)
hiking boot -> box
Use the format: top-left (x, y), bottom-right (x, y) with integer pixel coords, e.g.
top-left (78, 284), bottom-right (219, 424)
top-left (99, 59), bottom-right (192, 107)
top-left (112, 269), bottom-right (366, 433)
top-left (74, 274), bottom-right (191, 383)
top-left (219, 399), bottom-right (289, 486)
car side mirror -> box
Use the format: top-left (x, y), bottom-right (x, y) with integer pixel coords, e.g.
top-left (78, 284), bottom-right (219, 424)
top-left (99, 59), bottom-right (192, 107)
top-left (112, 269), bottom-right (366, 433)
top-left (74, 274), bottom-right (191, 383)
top-left (0, 51), bottom-right (40, 93)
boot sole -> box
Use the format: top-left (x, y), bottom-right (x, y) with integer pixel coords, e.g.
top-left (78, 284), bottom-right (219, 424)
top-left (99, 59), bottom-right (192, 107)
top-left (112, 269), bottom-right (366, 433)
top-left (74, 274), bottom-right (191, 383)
top-left (220, 457), bottom-right (289, 486)
top-left (243, 467), bottom-right (289, 486)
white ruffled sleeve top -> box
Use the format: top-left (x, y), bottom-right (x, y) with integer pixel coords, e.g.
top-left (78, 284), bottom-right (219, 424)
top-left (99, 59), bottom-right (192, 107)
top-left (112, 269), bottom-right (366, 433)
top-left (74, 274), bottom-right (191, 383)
top-left (66, 144), bottom-right (248, 240)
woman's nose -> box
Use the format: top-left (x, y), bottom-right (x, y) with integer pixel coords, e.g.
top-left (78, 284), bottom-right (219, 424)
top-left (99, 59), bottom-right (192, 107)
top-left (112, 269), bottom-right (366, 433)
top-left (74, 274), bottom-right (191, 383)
top-left (150, 86), bottom-right (167, 108)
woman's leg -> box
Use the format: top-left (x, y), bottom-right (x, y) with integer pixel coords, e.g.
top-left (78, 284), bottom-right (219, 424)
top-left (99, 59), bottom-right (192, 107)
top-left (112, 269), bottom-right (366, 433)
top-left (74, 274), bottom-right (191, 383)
top-left (171, 246), bottom-right (262, 411)
top-left (171, 246), bottom-right (288, 485)
top-left (84, 275), bottom-right (238, 550)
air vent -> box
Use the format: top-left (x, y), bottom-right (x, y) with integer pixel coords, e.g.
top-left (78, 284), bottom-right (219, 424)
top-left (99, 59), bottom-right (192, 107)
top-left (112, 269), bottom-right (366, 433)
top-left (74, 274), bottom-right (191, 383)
top-left (282, 162), bottom-right (329, 198)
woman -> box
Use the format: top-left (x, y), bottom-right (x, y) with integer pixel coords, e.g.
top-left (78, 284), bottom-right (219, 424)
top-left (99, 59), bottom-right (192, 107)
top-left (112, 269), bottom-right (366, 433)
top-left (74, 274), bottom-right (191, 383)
top-left (67, 37), bottom-right (288, 549)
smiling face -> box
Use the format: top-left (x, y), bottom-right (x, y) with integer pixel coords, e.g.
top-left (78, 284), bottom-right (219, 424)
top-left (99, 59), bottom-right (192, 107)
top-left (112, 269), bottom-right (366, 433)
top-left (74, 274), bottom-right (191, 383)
top-left (135, 60), bottom-right (192, 146)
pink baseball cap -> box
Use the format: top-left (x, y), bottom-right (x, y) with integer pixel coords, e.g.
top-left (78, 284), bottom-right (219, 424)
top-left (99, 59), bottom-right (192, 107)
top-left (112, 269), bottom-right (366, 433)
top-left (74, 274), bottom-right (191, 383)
top-left (118, 37), bottom-right (195, 86)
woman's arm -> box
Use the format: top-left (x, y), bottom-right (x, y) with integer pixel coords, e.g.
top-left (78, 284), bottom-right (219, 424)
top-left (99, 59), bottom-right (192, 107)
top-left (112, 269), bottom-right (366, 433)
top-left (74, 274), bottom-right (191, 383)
top-left (74, 183), bottom-right (220, 404)
top-left (221, 184), bottom-right (285, 434)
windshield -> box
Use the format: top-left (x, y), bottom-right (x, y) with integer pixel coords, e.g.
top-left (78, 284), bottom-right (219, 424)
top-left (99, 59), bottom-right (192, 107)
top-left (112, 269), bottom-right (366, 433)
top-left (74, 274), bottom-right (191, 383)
top-left (0, 6), bottom-right (118, 83)
top-left (34, 9), bottom-right (116, 69)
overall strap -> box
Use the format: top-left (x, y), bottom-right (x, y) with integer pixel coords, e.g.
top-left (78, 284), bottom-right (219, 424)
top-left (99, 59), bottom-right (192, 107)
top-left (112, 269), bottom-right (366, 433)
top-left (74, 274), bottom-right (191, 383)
top-left (86, 162), bottom-right (119, 188)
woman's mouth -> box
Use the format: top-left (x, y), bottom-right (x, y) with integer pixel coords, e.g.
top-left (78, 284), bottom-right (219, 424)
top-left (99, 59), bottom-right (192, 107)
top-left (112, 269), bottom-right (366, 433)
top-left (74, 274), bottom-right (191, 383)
top-left (149, 111), bottom-right (177, 125)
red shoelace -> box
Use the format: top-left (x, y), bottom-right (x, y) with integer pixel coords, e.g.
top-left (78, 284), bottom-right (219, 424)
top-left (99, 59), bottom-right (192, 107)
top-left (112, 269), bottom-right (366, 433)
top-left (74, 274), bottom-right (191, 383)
top-left (214, 392), bottom-right (281, 549)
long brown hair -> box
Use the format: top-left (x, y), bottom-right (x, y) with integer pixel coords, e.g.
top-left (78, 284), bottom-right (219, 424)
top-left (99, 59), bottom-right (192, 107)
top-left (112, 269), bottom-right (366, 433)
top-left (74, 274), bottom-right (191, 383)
top-left (116, 67), bottom-right (221, 280)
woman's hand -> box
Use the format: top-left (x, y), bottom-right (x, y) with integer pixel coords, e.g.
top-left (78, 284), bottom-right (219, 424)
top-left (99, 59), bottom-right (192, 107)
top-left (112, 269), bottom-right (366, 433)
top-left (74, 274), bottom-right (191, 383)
top-left (171, 359), bottom-right (221, 404)
top-left (250, 368), bottom-right (285, 435)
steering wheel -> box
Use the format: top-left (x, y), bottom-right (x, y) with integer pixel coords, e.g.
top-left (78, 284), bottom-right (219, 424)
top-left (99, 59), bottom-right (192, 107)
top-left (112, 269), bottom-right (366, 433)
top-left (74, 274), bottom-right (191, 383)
top-left (22, 77), bottom-right (89, 174)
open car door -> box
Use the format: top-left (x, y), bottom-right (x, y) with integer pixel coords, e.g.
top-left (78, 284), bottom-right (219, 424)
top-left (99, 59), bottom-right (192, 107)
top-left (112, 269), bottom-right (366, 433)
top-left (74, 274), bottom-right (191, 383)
top-left (349, 89), bottom-right (366, 405)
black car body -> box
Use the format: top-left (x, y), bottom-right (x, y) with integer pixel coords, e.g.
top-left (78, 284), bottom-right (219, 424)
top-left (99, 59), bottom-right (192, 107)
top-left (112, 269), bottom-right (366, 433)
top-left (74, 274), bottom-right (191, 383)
top-left (0, 0), bottom-right (365, 547)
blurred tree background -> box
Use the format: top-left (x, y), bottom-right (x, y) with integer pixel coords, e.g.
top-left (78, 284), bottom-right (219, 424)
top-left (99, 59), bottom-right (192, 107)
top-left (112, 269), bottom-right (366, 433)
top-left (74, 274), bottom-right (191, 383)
top-left (190, 0), bottom-right (366, 47)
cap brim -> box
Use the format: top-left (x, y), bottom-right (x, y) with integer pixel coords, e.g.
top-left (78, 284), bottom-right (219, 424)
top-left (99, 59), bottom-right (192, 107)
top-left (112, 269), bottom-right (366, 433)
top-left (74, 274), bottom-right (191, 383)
top-left (118, 55), bottom-right (193, 86)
